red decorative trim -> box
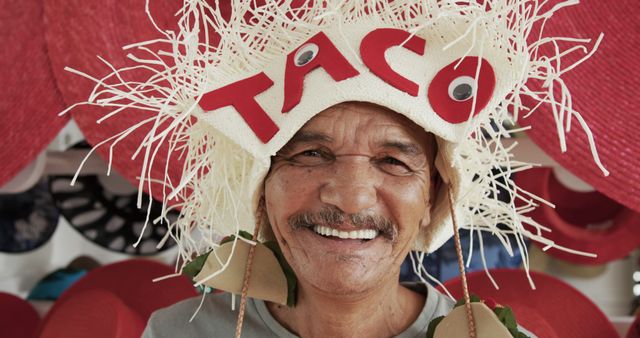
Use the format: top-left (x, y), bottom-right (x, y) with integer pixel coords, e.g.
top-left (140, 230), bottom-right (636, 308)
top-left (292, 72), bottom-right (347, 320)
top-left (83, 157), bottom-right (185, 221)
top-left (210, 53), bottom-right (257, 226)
top-left (360, 28), bottom-right (425, 96)
top-left (427, 57), bottom-right (495, 124)
top-left (282, 32), bottom-right (360, 113)
top-left (200, 72), bottom-right (279, 143)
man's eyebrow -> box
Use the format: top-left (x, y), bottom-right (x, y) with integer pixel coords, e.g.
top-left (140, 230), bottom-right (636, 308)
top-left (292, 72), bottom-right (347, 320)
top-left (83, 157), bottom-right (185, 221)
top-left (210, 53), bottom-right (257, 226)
top-left (380, 141), bottom-right (423, 156)
top-left (276, 131), bottom-right (333, 156)
top-left (289, 131), bottom-right (333, 144)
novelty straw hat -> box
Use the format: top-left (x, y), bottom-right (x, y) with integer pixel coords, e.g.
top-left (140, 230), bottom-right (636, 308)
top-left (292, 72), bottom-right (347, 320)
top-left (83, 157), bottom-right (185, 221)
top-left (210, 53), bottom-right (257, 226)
top-left (515, 167), bottom-right (640, 264)
top-left (520, 0), bottom-right (640, 213)
top-left (56, 0), bottom-right (609, 312)
top-left (0, 0), bottom-right (68, 187)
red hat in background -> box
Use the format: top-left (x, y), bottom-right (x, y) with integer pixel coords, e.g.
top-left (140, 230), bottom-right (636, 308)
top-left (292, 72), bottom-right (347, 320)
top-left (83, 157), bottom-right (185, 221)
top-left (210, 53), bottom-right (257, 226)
top-left (0, 292), bottom-right (41, 338)
top-left (0, 0), bottom-right (68, 187)
top-left (520, 0), bottom-right (640, 213)
top-left (441, 269), bottom-right (618, 338)
top-left (515, 167), bottom-right (640, 264)
top-left (40, 289), bottom-right (144, 338)
top-left (43, 0), bottom-right (183, 200)
top-left (43, 0), bottom-right (223, 201)
top-left (35, 259), bottom-right (197, 337)
top-left (628, 314), bottom-right (640, 338)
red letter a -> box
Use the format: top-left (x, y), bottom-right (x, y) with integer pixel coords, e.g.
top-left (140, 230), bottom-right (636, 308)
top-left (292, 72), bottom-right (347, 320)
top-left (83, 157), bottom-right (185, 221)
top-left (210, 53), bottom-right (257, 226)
top-left (282, 32), bottom-right (359, 113)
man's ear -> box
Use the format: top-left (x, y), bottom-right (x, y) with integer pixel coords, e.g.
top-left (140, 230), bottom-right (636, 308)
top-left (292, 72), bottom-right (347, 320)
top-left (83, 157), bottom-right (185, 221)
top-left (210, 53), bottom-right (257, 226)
top-left (257, 195), bottom-right (276, 242)
top-left (421, 173), bottom-right (441, 228)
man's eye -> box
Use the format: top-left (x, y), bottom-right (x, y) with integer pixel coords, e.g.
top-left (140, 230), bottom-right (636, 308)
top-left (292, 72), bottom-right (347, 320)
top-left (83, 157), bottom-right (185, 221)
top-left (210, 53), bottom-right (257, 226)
top-left (376, 156), bottom-right (412, 175)
top-left (301, 150), bottom-right (323, 157)
top-left (380, 157), bottom-right (404, 166)
top-left (288, 149), bottom-right (333, 166)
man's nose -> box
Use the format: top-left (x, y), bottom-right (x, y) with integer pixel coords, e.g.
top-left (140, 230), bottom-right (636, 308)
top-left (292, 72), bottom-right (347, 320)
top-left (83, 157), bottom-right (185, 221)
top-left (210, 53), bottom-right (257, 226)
top-left (319, 157), bottom-right (378, 214)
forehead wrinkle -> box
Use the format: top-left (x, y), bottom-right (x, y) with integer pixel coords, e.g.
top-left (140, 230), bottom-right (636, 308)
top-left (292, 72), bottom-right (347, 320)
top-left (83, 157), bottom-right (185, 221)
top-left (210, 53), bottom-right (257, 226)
top-left (289, 130), bottom-right (333, 144)
top-left (379, 140), bottom-right (423, 156)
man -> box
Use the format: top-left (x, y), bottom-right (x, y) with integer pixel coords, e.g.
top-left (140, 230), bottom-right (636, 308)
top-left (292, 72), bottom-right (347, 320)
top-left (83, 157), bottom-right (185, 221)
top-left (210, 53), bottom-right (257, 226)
top-left (143, 102), bottom-right (456, 337)
top-left (62, 1), bottom-right (600, 337)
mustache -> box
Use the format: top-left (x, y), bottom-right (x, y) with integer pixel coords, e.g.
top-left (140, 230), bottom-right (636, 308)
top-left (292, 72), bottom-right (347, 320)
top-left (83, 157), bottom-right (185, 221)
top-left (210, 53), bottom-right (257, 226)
top-left (288, 206), bottom-right (398, 241)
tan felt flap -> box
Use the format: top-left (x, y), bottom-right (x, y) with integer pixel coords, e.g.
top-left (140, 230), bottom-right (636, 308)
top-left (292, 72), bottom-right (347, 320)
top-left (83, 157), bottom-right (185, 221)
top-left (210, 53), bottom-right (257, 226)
top-left (435, 302), bottom-right (512, 338)
top-left (194, 240), bottom-right (289, 305)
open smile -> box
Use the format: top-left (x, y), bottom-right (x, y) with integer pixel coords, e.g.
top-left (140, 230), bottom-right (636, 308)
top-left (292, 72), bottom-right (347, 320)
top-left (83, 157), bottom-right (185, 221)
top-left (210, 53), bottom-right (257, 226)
top-left (297, 225), bottom-right (387, 255)
top-left (312, 225), bottom-right (378, 240)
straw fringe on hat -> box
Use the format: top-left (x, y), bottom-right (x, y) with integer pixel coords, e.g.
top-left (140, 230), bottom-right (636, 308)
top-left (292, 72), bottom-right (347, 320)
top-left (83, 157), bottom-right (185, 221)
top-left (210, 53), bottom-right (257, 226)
top-left (44, 0), bottom-right (185, 198)
top-left (58, 0), bottom-right (607, 291)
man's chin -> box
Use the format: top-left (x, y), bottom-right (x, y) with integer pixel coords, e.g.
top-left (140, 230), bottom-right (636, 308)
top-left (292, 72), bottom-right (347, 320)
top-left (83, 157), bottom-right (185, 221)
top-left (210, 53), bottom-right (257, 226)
top-left (303, 269), bottom-right (387, 297)
top-left (291, 251), bottom-right (394, 296)
top-left (283, 227), bottom-right (397, 295)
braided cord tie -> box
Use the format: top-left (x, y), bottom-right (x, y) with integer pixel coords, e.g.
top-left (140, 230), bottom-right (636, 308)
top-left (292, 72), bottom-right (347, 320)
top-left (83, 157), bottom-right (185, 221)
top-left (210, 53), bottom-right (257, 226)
top-left (234, 204), bottom-right (265, 338)
top-left (448, 186), bottom-right (477, 338)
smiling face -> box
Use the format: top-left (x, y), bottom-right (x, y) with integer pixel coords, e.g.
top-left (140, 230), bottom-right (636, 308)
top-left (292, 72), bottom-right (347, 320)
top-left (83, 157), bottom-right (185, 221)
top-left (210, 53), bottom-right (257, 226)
top-left (264, 102), bottom-right (436, 295)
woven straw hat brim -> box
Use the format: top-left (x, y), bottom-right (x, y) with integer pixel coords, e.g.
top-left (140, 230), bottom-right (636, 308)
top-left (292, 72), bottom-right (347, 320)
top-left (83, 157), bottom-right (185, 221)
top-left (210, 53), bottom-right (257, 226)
top-left (520, 0), bottom-right (640, 212)
top-left (44, 0), bottom-right (184, 198)
top-left (0, 0), bottom-right (68, 187)
top-left (441, 269), bottom-right (618, 338)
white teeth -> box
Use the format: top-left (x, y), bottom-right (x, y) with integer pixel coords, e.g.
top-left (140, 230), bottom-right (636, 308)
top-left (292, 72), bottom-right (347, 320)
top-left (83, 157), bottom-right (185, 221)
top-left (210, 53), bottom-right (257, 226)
top-left (312, 225), bottom-right (377, 240)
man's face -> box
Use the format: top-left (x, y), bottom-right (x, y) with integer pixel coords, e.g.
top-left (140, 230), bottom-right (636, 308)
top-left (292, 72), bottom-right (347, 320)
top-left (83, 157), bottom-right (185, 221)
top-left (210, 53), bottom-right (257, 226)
top-left (264, 102), bottom-right (435, 295)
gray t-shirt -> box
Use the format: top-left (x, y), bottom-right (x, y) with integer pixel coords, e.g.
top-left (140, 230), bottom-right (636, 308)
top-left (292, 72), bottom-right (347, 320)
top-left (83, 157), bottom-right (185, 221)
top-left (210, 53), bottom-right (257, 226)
top-left (142, 283), bottom-right (454, 338)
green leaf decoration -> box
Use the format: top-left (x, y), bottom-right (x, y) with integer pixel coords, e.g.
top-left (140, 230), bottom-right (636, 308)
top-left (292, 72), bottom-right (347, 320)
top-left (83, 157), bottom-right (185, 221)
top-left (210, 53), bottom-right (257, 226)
top-left (494, 306), bottom-right (517, 330)
top-left (182, 250), bottom-right (212, 278)
top-left (493, 306), bottom-right (530, 338)
top-left (263, 240), bottom-right (298, 307)
top-left (182, 231), bottom-right (252, 281)
top-left (183, 231), bottom-right (252, 279)
top-left (426, 316), bottom-right (445, 338)
top-left (432, 295), bottom-right (530, 338)
top-left (181, 233), bottom-right (298, 307)
top-left (454, 294), bottom-right (482, 308)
